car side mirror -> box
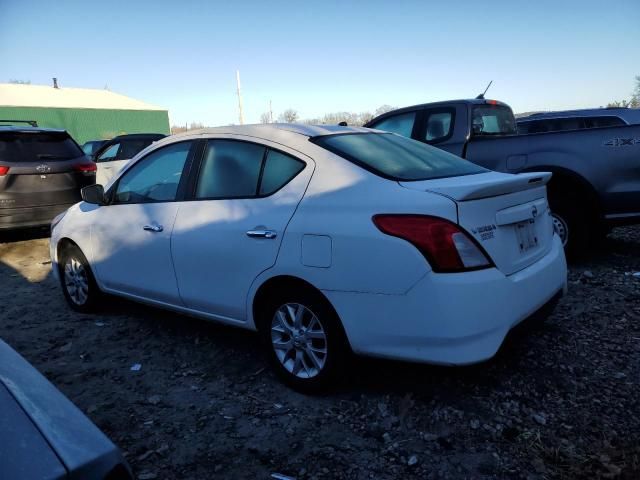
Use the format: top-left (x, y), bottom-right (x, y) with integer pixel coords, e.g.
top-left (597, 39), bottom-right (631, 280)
top-left (81, 184), bottom-right (106, 205)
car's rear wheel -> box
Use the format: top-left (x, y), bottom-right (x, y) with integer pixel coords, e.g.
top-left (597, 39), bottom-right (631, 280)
top-left (258, 287), bottom-right (349, 393)
top-left (59, 244), bottom-right (101, 312)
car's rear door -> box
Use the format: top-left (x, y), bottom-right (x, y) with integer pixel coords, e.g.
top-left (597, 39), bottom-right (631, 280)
top-left (171, 137), bottom-right (314, 321)
top-left (90, 140), bottom-right (196, 304)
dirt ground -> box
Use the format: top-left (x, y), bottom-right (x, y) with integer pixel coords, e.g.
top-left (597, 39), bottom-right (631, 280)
top-left (1, 227), bottom-right (639, 479)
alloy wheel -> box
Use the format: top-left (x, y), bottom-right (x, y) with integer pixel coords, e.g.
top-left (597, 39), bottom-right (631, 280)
top-left (270, 303), bottom-right (328, 379)
top-left (64, 257), bottom-right (89, 305)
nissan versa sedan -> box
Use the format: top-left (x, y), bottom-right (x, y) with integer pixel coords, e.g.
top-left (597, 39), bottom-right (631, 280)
top-left (50, 124), bottom-right (567, 391)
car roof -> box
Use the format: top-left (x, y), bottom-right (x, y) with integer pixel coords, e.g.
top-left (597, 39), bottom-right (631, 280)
top-left (0, 125), bottom-right (68, 134)
top-left (172, 123), bottom-right (371, 139)
top-left (110, 133), bottom-right (166, 141)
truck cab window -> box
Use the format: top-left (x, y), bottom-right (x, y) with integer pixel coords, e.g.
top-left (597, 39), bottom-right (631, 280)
top-left (472, 105), bottom-right (517, 136)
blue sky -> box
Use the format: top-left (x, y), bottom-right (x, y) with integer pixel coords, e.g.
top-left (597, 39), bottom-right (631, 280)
top-left (1, 0), bottom-right (638, 126)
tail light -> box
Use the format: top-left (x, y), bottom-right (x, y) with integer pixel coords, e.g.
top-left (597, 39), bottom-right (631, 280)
top-left (0, 166), bottom-right (9, 176)
top-left (372, 214), bottom-right (493, 273)
top-left (74, 163), bottom-right (97, 173)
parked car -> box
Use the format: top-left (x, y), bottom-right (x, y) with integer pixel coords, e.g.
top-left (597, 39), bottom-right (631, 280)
top-left (82, 139), bottom-right (108, 158)
top-left (93, 133), bottom-right (166, 185)
top-left (365, 99), bottom-right (640, 255)
top-left (50, 124), bottom-right (567, 391)
top-left (0, 338), bottom-right (132, 479)
top-left (0, 125), bottom-right (96, 230)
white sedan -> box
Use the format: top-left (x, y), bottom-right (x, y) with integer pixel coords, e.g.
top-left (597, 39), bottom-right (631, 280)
top-left (50, 124), bottom-right (567, 391)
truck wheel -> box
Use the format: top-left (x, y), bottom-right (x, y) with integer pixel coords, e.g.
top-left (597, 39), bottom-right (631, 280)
top-left (549, 196), bottom-right (591, 259)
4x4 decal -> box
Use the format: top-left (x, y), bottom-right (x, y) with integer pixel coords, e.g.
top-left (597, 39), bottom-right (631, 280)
top-left (603, 137), bottom-right (640, 147)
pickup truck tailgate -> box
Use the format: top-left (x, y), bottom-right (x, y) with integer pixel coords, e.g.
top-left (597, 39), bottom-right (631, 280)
top-left (400, 172), bottom-right (555, 275)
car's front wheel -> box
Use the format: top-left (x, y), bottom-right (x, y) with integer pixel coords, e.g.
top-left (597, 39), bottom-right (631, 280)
top-left (59, 244), bottom-right (101, 312)
top-left (259, 288), bottom-right (349, 393)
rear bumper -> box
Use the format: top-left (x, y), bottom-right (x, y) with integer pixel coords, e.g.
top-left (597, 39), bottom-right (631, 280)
top-left (324, 235), bottom-right (567, 365)
top-left (0, 204), bottom-right (73, 230)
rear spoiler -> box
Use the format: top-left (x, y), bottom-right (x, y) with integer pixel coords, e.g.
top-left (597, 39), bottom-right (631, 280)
top-left (400, 172), bottom-right (552, 201)
top-left (0, 119), bottom-right (38, 127)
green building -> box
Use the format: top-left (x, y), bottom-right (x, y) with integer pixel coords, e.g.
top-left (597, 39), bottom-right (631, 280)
top-left (0, 83), bottom-right (170, 144)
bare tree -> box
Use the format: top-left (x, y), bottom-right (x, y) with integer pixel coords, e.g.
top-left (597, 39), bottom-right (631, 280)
top-left (278, 109), bottom-right (299, 123)
top-left (260, 112), bottom-right (271, 124)
top-left (374, 105), bottom-right (396, 117)
top-left (608, 75), bottom-right (640, 108)
top-left (359, 112), bottom-right (374, 125)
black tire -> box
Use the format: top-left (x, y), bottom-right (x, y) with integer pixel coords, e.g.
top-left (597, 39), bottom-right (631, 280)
top-left (256, 287), bottom-right (349, 393)
top-left (549, 192), bottom-right (592, 260)
top-left (58, 244), bottom-right (101, 313)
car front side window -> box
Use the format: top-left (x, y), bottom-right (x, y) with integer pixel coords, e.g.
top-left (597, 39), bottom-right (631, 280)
top-left (97, 143), bottom-right (120, 162)
top-left (113, 142), bottom-right (191, 204)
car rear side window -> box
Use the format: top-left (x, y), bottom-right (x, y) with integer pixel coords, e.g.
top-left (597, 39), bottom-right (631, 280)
top-left (0, 132), bottom-right (83, 162)
top-left (114, 142), bottom-right (191, 204)
top-left (313, 132), bottom-right (486, 181)
top-left (259, 150), bottom-right (305, 196)
top-left (370, 112), bottom-right (416, 137)
top-left (195, 140), bottom-right (265, 199)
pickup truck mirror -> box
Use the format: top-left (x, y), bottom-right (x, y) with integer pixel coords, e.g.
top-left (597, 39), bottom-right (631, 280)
top-left (81, 184), bottom-right (106, 205)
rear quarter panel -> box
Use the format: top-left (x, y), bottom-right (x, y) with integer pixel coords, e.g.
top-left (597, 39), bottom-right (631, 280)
top-left (252, 148), bottom-right (458, 299)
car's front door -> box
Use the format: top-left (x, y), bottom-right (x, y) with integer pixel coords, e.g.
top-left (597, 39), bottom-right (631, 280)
top-left (90, 141), bottom-right (195, 304)
top-left (171, 138), bottom-right (313, 321)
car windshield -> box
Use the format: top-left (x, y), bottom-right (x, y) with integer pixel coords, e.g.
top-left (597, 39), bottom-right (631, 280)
top-left (312, 132), bottom-right (487, 181)
top-left (472, 105), bottom-right (517, 136)
top-left (0, 132), bottom-right (83, 162)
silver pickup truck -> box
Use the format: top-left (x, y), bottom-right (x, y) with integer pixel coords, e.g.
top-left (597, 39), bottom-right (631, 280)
top-left (365, 99), bottom-right (640, 255)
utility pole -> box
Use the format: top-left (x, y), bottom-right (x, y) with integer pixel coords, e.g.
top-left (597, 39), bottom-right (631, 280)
top-left (269, 99), bottom-right (273, 123)
top-left (236, 70), bottom-right (244, 125)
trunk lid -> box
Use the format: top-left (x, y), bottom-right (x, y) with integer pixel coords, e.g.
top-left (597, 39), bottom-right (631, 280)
top-left (400, 172), bottom-right (555, 275)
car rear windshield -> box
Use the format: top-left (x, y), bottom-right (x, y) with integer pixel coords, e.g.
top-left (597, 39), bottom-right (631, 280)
top-left (312, 132), bottom-right (487, 181)
top-left (472, 105), bottom-right (517, 136)
top-left (0, 132), bottom-right (83, 163)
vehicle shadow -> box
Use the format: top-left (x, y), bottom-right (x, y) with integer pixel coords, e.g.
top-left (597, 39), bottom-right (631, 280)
top-left (0, 226), bottom-right (50, 244)
top-left (342, 311), bottom-right (558, 398)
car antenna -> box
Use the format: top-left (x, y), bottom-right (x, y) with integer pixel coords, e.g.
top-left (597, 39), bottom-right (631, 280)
top-left (476, 80), bottom-right (493, 100)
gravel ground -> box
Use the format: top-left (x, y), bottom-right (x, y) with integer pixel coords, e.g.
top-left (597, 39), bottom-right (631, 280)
top-left (0, 227), bottom-right (639, 479)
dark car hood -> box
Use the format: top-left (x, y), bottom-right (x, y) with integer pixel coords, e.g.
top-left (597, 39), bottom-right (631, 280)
top-left (0, 339), bottom-right (130, 480)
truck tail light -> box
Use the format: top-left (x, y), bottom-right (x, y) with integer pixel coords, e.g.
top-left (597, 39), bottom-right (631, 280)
top-left (372, 214), bottom-right (493, 273)
top-left (0, 166), bottom-right (9, 176)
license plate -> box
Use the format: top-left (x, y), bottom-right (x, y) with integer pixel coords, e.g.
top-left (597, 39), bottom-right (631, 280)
top-left (515, 219), bottom-right (538, 253)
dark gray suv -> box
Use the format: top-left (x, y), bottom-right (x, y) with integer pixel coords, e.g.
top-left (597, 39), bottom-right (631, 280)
top-left (0, 126), bottom-right (96, 230)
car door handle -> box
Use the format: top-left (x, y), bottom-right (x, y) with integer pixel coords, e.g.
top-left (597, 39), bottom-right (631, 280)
top-left (246, 229), bottom-right (277, 239)
top-left (143, 224), bottom-right (163, 233)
